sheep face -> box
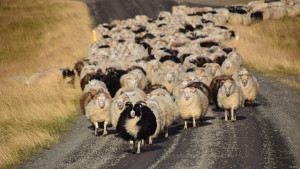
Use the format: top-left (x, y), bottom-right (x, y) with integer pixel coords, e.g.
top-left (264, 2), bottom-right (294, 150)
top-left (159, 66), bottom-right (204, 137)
top-left (113, 95), bottom-right (129, 110)
top-left (204, 63), bottom-right (220, 76)
top-left (182, 88), bottom-right (196, 100)
top-left (223, 59), bottom-right (233, 69)
top-left (95, 93), bottom-right (111, 108)
top-left (239, 74), bottom-right (251, 87)
top-left (222, 80), bottom-right (235, 97)
top-left (128, 77), bottom-right (139, 87)
top-left (166, 73), bottom-right (175, 83)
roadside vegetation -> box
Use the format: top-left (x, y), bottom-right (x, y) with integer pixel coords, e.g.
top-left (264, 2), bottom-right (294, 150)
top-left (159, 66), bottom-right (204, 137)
top-left (0, 0), bottom-right (92, 168)
top-left (225, 16), bottom-right (300, 90)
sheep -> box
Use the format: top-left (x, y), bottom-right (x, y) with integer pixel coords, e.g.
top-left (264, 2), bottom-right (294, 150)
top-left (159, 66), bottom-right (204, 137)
top-left (217, 80), bottom-right (244, 121)
top-left (221, 58), bottom-right (240, 76)
top-left (79, 65), bottom-right (99, 80)
top-left (127, 66), bottom-right (147, 90)
top-left (24, 68), bottom-right (75, 86)
top-left (227, 51), bottom-right (243, 66)
top-left (104, 67), bottom-right (127, 97)
top-left (115, 86), bottom-right (146, 104)
top-left (145, 84), bottom-right (167, 94)
top-left (110, 93), bottom-right (130, 128)
top-left (146, 93), bottom-right (175, 137)
top-left (209, 75), bottom-right (235, 107)
top-left (172, 79), bottom-right (193, 98)
top-left (83, 80), bottom-right (109, 95)
top-left (85, 92), bottom-right (112, 136)
top-left (175, 86), bottom-right (208, 129)
top-left (232, 67), bottom-right (249, 82)
top-left (145, 99), bottom-right (164, 145)
top-left (80, 88), bottom-right (106, 115)
top-left (116, 101), bottom-right (157, 154)
top-left (120, 73), bottom-right (142, 89)
top-left (152, 70), bottom-right (179, 93)
top-left (204, 63), bottom-right (225, 77)
top-left (236, 74), bottom-right (259, 105)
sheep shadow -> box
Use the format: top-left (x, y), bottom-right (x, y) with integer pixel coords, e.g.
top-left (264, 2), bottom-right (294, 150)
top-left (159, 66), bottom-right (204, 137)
top-left (123, 145), bottom-right (163, 154)
top-left (220, 115), bottom-right (247, 121)
top-left (244, 102), bottom-right (262, 107)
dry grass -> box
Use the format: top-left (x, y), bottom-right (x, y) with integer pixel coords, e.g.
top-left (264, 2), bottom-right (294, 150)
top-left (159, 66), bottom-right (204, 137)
top-left (0, 0), bottom-right (92, 168)
top-left (224, 16), bottom-right (300, 89)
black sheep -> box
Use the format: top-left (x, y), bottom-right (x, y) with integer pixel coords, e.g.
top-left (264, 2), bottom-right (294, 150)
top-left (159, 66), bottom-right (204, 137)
top-left (159, 55), bottom-right (181, 63)
top-left (104, 67), bottom-right (127, 97)
top-left (116, 101), bottom-right (157, 154)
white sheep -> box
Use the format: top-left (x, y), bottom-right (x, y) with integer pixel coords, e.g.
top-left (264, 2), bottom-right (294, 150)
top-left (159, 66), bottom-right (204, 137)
top-left (120, 73), bottom-right (141, 89)
top-left (145, 98), bottom-right (164, 144)
top-left (85, 92), bottom-right (112, 136)
top-left (146, 93), bottom-right (175, 137)
top-left (79, 65), bottom-right (99, 80)
top-left (221, 58), bottom-right (240, 76)
top-left (204, 63), bottom-right (225, 77)
top-left (110, 94), bottom-right (130, 128)
top-left (175, 87), bottom-right (208, 129)
top-left (83, 80), bottom-right (109, 94)
top-left (236, 74), bottom-right (260, 105)
top-left (217, 80), bottom-right (245, 122)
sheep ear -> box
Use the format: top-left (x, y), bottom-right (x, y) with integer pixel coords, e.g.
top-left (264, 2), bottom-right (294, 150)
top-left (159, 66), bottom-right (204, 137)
top-left (191, 88), bottom-right (197, 93)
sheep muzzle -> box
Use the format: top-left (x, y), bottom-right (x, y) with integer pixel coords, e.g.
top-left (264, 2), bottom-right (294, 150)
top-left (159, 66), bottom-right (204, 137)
top-left (130, 110), bottom-right (135, 117)
top-left (98, 100), bottom-right (105, 108)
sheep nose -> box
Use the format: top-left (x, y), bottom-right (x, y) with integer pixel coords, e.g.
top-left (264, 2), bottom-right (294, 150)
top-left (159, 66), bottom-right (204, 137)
top-left (211, 70), bottom-right (216, 75)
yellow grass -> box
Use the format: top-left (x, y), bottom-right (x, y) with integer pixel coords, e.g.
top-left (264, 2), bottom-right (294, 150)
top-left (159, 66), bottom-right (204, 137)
top-left (224, 16), bottom-right (300, 89)
top-left (0, 0), bottom-right (92, 168)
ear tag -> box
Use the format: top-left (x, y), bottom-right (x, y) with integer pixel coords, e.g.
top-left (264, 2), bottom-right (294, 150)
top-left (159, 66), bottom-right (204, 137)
top-left (130, 110), bottom-right (135, 117)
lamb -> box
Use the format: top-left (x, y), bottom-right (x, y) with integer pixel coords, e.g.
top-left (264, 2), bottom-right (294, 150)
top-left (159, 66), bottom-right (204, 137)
top-left (217, 80), bottom-right (244, 121)
top-left (116, 101), bottom-right (157, 154)
top-left (175, 86), bottom-right (209, 129)
top-left (227, 51), bottom-right (243, 66)
top-left (232, 67), bottom-right (249, 82)
top-left (83, 80), bottom-right (109, 95)
top-left (85, 92), bottom-right (112, 136)
top-left (236, 74), bottom-right (259, 105)
top-left (221, 58), bottom-right (240, 76)
top-left (24, 68), bottom-right (75, 86)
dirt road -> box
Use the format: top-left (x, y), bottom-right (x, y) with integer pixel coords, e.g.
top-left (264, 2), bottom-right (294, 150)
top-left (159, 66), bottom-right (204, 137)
top-left (21, 0), bottom-right (300, 168)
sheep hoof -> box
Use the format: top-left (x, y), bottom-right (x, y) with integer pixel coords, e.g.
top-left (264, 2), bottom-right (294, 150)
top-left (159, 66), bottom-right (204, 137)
top-left (184, 126), bottom-right (187, 129)
top-left (95, 132), bottom-right (98, 136)
top-left (103, 131), bottom-right (108, 136)
top-left (136, 150), bottom-right (141, 154)
top-left (165, 133), bottom-right (169, 138)
top-left (193, 123), bottom-right (197, 128)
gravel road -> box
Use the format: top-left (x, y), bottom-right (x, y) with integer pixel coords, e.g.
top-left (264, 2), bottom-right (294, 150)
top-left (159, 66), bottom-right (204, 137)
top-left (20, 0), bottom-right (300, 168)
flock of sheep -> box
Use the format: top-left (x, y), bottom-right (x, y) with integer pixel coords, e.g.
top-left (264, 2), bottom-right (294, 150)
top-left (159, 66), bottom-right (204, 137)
top-left (75, 5), bottom-right (261, 154)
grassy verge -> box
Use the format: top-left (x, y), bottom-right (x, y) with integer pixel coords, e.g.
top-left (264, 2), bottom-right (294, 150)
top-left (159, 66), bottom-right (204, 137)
top-left (0, 0), bottom-right (92, 168)
top-left (225, 16), bottom-right (300, 90)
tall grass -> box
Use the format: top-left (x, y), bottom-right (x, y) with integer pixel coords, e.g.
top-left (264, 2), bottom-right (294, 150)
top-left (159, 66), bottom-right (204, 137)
top-left (0, 0), bottom-right (92, 168)
top-left (224, 16), bottom-right (300, 89)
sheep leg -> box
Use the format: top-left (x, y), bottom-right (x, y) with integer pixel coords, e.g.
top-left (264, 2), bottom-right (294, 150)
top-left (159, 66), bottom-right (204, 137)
top-left (137, 141), bottom-right (141, 154)
top-left (164, 126), bottom-right (169, 137)
top-left (224, 110), bottom-right (228, 121)
top-left (184, 121), bottom-right (188, 129)
top-left (149, 136), bottom-right (153, 145)
top-left (130, 140), bottom-right (134, 151)
top-left (193, 117), bottom-right (197, 128)
top-left (103, 121), bottom-right (108, 136)
top-left (247, 100), bottom-right (252, 105)
top-left (94, 122), bottom-right (99, 136)
top-left (231, 108), bottom-right (236, 122)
